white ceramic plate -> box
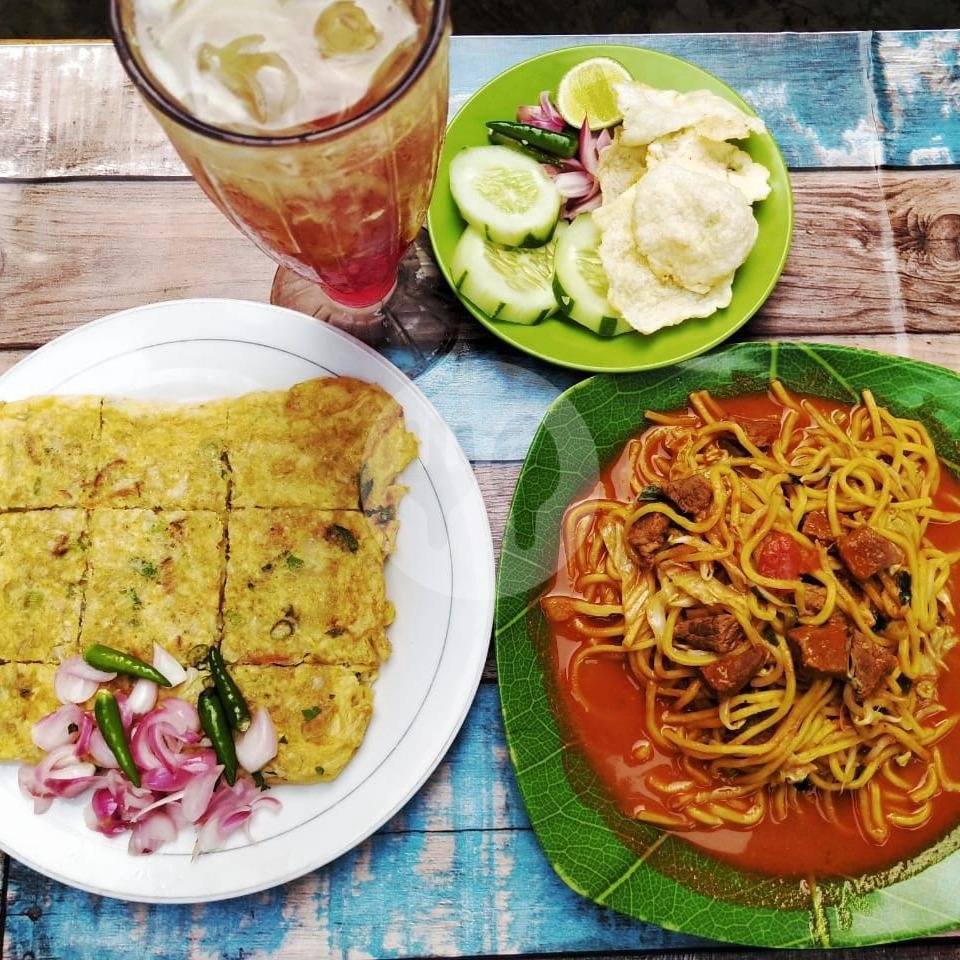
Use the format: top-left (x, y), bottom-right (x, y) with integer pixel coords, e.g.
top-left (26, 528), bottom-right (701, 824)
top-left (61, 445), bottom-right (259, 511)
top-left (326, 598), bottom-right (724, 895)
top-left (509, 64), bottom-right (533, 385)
top-left (0, 299), bottom-right (495, 903)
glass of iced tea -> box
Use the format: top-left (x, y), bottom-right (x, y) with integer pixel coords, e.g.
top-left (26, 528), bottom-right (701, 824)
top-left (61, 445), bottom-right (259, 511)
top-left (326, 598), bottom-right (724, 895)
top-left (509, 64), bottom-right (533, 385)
top-left (110, 0), bottom-right (453, 374)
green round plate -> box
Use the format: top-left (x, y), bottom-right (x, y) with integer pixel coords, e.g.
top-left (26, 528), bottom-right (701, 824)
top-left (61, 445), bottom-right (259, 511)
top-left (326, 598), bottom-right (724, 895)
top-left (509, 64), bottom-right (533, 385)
top-left (495, 341), bottom-right (960, 947)
top-left (427, 45), bottom-right (794, 373)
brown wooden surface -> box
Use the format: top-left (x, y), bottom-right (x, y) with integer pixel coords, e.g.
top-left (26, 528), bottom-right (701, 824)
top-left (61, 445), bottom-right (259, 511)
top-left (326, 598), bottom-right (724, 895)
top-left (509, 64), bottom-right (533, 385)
top-left (3, 171), bottom-right (960, 338)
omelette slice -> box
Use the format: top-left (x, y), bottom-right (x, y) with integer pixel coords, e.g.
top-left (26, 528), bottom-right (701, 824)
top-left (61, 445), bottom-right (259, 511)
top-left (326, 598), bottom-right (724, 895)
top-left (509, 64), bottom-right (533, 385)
top-left (0, 510), bottom-right (86, 663)
top-left (226, 377), bottom-right (417, 552)
top-left (221, 508), bottom-right (390, 668)
top-left (0, 663), bottom-right (60, 762)
top-left (232, 664), bottom-right (374, 782)
top-left (94, 398), bottom-right (229, 510)
top-left (81, 508), bottom-right (224, 664)
top-left (0, 396), bottom-right (100, 509)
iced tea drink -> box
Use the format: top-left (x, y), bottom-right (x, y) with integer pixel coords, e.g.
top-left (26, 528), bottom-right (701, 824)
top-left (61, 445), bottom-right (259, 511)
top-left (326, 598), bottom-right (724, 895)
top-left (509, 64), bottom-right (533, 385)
top-left (112, 0), bottom-right (449, 310)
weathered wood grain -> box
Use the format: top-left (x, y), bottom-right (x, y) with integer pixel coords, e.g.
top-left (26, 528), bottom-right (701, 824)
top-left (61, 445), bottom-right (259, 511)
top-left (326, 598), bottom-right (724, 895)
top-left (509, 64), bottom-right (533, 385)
top-left (0, 33), bottom-right (928, 178)
top-left (4, 171), bottom-right (958, 343)
top-left (0, 41), bottom-right (183, 180)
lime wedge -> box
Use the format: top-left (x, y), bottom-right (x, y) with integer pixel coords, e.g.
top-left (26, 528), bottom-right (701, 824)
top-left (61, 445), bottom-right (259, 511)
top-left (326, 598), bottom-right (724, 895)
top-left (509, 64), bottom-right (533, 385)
top-left (555, 57), bottom-right (632, 130)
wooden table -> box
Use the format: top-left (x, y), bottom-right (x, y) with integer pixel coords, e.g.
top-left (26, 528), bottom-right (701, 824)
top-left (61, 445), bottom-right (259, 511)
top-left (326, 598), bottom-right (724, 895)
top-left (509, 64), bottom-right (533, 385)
top-left (2, 30), bottom-right (960, 960)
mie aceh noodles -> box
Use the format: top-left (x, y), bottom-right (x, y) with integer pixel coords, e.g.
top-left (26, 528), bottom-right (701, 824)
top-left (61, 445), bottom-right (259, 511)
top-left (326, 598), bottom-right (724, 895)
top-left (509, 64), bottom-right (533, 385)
top-left (544, 382), bottom-right (960, 844)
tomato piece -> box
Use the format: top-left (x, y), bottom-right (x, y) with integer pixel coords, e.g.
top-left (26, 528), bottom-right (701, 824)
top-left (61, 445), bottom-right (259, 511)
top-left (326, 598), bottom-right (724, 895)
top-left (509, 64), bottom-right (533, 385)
top-left (756, 531), bottom-right (818, 580)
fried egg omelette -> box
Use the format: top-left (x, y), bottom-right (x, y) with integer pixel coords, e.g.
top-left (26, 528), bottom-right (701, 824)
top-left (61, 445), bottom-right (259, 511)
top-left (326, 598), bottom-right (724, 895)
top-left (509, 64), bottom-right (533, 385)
top-left (0, 377), bottom-right (418, 784)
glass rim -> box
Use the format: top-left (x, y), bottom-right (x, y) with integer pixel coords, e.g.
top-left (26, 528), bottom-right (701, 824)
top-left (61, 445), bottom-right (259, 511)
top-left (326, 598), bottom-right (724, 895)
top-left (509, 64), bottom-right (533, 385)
top-left (109, 0), bottom-right (449, 147)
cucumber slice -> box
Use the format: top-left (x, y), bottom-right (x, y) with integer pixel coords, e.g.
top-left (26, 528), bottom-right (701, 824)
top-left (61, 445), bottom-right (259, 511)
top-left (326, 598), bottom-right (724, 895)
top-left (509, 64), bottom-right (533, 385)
top-left (553, 213), bottom-right (633, 337)
top-left (451, 224), bottom-right (562, 325)
top-left (449, 146), bottom-right (561, 248)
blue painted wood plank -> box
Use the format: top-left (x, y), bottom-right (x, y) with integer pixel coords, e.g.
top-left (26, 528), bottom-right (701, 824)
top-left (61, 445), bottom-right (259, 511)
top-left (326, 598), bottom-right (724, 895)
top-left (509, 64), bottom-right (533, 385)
top-left (453, 31), bottom-right (960, 170)
top-left (873, 31), bottom-right (960, 167)
top-left (451, 33), bottom-right (880, 170)
top-left (3, 685), bottom-right (709, 959)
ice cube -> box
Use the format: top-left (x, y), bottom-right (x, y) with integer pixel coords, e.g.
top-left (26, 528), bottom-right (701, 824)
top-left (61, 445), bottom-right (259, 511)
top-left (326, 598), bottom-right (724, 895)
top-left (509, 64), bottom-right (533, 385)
top-left (196, 34), bottom-right (299, 126)
top-left (314, 1), bottom-right (380, 57)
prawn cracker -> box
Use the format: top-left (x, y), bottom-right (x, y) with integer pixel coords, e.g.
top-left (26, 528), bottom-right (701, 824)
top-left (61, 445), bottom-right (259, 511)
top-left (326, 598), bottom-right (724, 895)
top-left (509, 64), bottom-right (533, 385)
top-left (616, 81), bottom-right (766, 146)
top-left (0, 396), bottom-right (100, 509)
top-left (594, 185), bottom-right (734, 334)
top-left (232, 664), bottom-right (374, 783)
top-left (0, 663), bottom-right (60, 762)
top-left (94, 398), bottom-right (229, 510)
top-left (221, 508), bottom-right (390, 669)
top-left (0, 510), bottom-right (86, 663)
top-left (81, 509), bottom-right (224, 665)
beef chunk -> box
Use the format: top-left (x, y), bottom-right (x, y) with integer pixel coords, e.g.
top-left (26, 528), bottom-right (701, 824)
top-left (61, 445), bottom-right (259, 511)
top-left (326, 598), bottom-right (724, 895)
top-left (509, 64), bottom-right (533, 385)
top-left (802, 509), bottom-right (836, 543)
top-left (837, 526), bottom-right (903, 581)
top-left (626, 512), bottom-right (670, 566)
top-left (795, 583), bottom-right (828, 615)
top-left (675, 612), bottom-right (745, 654)
top-left (787, 615), bottom-right (850, 678)
top-left (731, 415), bottom-right (781, 449)
top-left (700, 644), bottom-right (766, 697)
top-left (849, 630), bottom-right (896, 698)
top-left (663, 475), bottom-right (713, 516)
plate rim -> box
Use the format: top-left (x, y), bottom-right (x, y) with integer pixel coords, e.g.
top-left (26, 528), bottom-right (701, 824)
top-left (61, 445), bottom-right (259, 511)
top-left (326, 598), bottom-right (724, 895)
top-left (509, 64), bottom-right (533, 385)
top-left (0, 297), bottom-right (496, 903)
top-left (427, 42), bottom-right (795, 374)
top-left (494, 339), bottom-right (960, 947)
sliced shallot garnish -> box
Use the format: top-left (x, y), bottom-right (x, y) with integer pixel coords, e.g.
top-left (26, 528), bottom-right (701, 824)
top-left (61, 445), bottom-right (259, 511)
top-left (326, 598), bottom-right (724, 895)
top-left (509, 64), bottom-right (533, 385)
top-left (54, 656), bottom-right (116, 705)
top-left (194, 778), bottom-right (281, 856)
top-left (517, 90), bottom-right (566, 131)
top-left (31, 704), bottom-right (84, 751)
top-left (545, 122), bottom-right (612, 219)
top-left (181, 766), bottom-right (223, 823)
top-left (88, 727), bottom-right (120, 769)
top-left (85, 770), bottom-right (156, 836)
top-left (152, 643), bottom-right (187, 687)
top-left (234, 707), bottom-right (278, 774)
top-left (128, 678), bottom-right (159, 716)
top-left (129, 808), bottom-right (180, 855)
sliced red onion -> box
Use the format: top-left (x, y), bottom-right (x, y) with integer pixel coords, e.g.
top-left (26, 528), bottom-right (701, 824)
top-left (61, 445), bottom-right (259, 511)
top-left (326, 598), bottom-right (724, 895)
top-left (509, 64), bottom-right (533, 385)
top-left (181, 767), bottom-right (222, 823)
top-left (20, 743), bottom-right (101, 813)
top-left (54, 656), bottom-right (116, 705)
top-left (141, 748), bottom-right (217, 793)
top-left (88, 727), bottom-right (120, 769)
top-left (565, 190), bottom-right (603, 216)
top-left (18, 765), bottom-right (54, 815)
top-left (234, 708), bottom-right (278, 774)
top-left (157, 698), bottom-right (200, 734)
top-left (129, 809), bottom-right (179, 855)
top-left (553, 170), bottom-right (597, 198)
top-left (152, 643), bottom-right (187, 687)
top-left (128, 679), bottom-right (158, 717)
top-left (194, 779), bottom-right (281, 855)
top-left (85, 770), bottom-right (155, 836)
top-left (131, 789), bottom-right (186, 822)
top-left (32, 704), bottom-right (84, 751)
top-left (517, 90), bottom-right (566, 131)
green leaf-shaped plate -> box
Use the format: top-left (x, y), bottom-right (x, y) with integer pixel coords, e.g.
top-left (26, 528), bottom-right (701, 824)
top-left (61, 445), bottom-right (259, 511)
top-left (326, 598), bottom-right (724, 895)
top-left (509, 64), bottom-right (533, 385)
top-left (496, 341), bottom-right (960, 947)
top-left (427, 45), bottom-right (793, 373)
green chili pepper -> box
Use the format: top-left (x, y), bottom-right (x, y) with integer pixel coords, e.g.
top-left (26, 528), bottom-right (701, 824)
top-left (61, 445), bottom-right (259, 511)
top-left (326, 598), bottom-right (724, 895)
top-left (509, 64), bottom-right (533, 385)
top-left (93, 690), bottom-right (140, 788)
top-left (487, 130), bottom-right (559, 165)
top-left (198, 688), bottom-right (238, 786)
top-left (207, 647), bottom-right (251, 732)
top-left (486, 121), bottom-right (579, 159)
top-left (83, 644), bottom-right (172, 687)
